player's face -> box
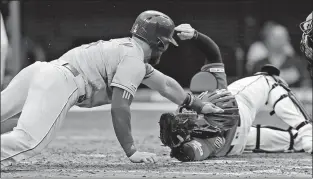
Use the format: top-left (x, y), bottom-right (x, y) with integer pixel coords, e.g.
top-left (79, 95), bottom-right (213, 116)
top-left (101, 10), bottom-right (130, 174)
top-left (145, 40), bottom-right (169, 66)
top-left (149, 50), bottom-right (163, 66)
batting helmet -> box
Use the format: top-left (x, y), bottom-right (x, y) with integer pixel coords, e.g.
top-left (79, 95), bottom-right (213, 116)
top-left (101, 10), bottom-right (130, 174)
top-left (130, 10), bottom-right (178, 65)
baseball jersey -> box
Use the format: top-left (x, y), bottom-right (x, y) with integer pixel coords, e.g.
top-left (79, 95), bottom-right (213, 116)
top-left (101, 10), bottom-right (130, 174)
top-left (54, 37), bottom-right (154, 107)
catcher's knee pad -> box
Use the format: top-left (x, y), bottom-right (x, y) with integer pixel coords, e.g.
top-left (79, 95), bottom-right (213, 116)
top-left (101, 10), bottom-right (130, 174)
top-left (190, 63), bottom-right (227, 94)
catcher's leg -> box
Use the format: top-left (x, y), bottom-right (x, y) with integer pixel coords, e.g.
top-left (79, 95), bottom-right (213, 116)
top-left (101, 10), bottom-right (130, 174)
top-left (228, 73), bottom-right (312, 154)
top-left (1, 63), bottom-right (85, 167)
top-left (245, 125), bottom-right (300, 153)
top-left (264, 75), bottom-right (312, 153)
top-left (1, 62), bottom-right (43, 123)
top-left (225, 75), bottom-right (271, 155)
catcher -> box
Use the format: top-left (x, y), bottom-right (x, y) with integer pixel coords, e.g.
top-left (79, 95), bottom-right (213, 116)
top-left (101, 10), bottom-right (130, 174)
top-left (159, 23), bottom-right (312, 162)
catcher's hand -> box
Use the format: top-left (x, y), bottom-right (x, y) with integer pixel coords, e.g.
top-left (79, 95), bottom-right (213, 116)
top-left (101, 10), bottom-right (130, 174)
top-left (175, 24), bottom-right (196, 40)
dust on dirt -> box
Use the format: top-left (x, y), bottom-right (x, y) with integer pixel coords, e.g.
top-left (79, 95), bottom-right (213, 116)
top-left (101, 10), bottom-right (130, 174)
top-left (1, 130), bottom-right (312, 178)
top-left (1, 110), bottom-right (312, 178)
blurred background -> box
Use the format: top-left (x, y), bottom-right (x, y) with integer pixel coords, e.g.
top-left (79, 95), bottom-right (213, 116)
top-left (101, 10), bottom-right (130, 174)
top-left (0, 0), bottom-right (312, 110)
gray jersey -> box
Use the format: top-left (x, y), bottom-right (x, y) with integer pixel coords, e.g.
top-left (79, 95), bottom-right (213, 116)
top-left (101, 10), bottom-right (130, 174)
top-left (54, 37), bottom-right (154, 107)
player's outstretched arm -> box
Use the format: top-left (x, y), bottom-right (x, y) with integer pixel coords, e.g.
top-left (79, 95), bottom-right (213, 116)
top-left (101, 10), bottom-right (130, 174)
top-left (142, 70), bottom-right (224, 114)
top-left (111, 87), bottom-right (157, 164)
top-left (175, 24), bottom-right (222, 63)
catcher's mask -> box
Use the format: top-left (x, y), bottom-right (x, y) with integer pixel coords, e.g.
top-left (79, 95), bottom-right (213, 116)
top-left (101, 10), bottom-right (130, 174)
top-left (130, 10), bottom-right (178, 66)
top-left (300, 12), bottom-right (313, 74)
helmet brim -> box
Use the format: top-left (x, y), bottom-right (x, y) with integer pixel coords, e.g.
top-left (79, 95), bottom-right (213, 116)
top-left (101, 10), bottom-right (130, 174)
top-left (169, 37), bottom-right (179, 46)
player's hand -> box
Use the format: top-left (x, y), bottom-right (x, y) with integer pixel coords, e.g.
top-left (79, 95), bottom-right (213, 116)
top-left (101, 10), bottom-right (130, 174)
top-left (129, 151), bottom-right (158, 164)
top-left (201, 102), bottom-right (224, 114)
top-left (174, 24), bottom-right (196, 40)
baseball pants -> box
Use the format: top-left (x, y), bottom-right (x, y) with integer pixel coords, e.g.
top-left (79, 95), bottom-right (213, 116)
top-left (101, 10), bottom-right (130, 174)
top-left (1, 61), bottom-right (86, 167)
top-left (226, 75), bottom-right (312, 155)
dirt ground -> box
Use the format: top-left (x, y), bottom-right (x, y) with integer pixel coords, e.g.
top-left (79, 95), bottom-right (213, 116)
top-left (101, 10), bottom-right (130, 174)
top-left (1, 107), bottom-right (312, 178)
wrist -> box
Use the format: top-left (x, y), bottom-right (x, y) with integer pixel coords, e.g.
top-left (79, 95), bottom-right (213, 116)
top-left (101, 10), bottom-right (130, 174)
top-left (192, 30), bottom-right (199, 40)
top-left (126, 144), bottom-right (137, 158)
top-left (182, 93), bottom-right (205, 113)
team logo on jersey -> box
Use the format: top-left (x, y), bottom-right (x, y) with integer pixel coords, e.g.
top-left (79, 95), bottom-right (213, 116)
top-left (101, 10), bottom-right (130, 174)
top-left (122, 90), bottom-right (131, 100)
top-left (214, 137), bottom-right (225, 149)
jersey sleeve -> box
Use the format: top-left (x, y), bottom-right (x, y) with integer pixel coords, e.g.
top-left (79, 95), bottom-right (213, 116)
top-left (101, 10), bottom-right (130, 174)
top-left (111, 56), bottom-right (146, 96)
top-left (144, 63), bottom-right (155, 79)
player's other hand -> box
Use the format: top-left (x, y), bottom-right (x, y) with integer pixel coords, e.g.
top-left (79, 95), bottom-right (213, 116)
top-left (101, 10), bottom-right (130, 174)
top-left (201, 102), bottom-right (224, 114)
top-left (129, 151), bottom-right (158, 164)
top-left (174, 24), bottom-right (196, 40)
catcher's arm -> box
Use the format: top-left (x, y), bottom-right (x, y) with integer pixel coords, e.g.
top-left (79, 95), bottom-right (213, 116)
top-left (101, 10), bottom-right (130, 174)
top-left (192, 31), bottom-right (223, 63)
top-left (175, 24), bottom-right (223, 63)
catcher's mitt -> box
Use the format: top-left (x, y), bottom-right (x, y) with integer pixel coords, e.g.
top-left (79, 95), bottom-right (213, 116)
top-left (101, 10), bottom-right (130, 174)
top-left (159, 89), bottom-right (239, 148)
top-left (159, 110), bottom-right (221, 149)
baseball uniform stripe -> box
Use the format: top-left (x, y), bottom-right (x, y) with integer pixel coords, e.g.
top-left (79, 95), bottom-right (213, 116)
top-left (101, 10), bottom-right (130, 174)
top-left (126, 92), bottom-right (130, 99)
top-left (122, 90), bottom-right (126, 98)
top-left (111, 82), bottom-right (135, 96)
top-left (122, 90), bottom-right (131, 100)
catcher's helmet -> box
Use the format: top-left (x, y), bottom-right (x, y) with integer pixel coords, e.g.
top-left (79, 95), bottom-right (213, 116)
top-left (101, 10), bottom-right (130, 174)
top-left (130, 10), bottom-right (178, 53)
top-left (300, 12), bottom-right (313, 63)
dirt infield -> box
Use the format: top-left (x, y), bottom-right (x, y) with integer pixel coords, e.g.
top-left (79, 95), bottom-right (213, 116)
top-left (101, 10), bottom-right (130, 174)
top-left (1, 106), bottom-right (312, 178)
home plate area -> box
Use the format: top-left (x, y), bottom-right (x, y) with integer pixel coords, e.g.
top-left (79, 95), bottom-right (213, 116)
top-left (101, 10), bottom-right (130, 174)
top-left (1, 107), bottom-right (312, 178)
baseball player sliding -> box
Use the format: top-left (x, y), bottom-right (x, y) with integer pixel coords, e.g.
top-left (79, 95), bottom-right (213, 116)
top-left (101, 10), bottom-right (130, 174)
top-left (1, 10), bottom-right (224, 167)
top-left (159, 22), bottom-right (312, 161)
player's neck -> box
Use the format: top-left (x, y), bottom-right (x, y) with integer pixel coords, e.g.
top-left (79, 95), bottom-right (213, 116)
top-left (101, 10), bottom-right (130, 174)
top-left (132, 36), bottom-right (152, 60)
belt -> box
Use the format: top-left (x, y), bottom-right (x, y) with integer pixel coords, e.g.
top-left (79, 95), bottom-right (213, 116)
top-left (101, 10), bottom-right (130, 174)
top-left (62, 63), bottom-right (86, 103)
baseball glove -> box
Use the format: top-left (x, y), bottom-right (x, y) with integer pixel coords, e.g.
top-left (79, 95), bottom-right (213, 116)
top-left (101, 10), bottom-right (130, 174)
top-left (159, 89), bottom-right (239, 148)
top-left (159, 110), bottom-right (222, 149)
